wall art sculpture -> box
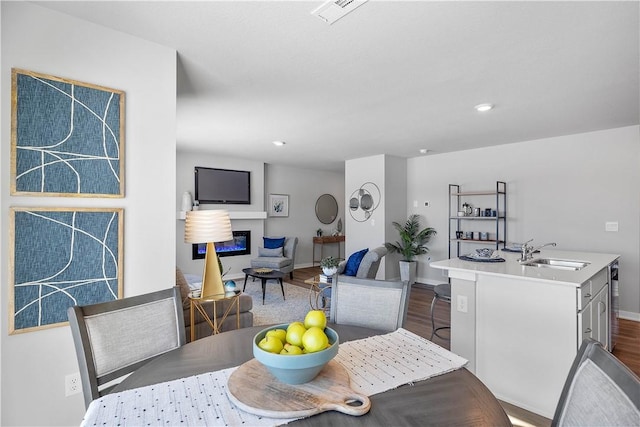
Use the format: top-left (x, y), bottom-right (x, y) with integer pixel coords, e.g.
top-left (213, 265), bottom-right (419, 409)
top-left (11, 68), bottom-right (125, 197)
top-left (9, 207), bottom-right (124, 334)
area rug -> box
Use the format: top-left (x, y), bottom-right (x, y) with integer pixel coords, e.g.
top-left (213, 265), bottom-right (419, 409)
top-left (242, 281), bottom-right (312, 326)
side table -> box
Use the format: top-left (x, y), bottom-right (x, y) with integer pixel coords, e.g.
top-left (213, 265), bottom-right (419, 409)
top-left (312, 235), bottom-right (345, 266)
top-left (304, 275), bottom-right (331, 313)
top-left (188, 290), bottom-right (241, 342)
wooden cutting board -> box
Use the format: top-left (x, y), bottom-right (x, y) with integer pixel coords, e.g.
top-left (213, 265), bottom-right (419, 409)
top-left (226, 359), bottom-right (371, 419)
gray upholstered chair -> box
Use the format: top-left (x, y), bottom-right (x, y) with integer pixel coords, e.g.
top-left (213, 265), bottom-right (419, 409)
top-left (330, 275), bottom-right (411, 332)
top-left (552, 338), bottom-right (640, 426)
top-left (337, 246), bottom-right (388, 279)
top-left (250, 236), bottom-right (298, 279)
top-left (67, 287), bottom-right (186, 408)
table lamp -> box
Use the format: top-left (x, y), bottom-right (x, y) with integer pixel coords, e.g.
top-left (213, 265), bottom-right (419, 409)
top-left (184, 210), bottom-right (232, 299)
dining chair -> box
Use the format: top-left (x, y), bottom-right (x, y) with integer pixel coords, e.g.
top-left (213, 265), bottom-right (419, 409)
top-left (330, 275), bottom-right (411, 332)
top-left (551, 338), bottom-right (640, 427)
top-left (67, 286), bottom-right (186, 408)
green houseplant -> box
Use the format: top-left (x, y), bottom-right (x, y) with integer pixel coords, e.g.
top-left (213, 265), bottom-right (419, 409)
top-left (384, 214), bottom-right (436, 284)
top-left (320, 256), bottom-right (340, 276)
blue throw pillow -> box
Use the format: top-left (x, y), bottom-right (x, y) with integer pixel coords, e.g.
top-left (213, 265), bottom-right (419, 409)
top-left (264, 237), bottom-right (285, 249)
top-left (344, 248), bottom-right (369, 276)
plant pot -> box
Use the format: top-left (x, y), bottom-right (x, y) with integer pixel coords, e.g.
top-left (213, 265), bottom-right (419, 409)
top-left (322, 267), bottom-right (337, 276)
top-left (399, 261), bottom-right (417, 285)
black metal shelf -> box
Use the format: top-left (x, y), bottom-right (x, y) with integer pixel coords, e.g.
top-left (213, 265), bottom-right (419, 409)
top-left (449, 181), bottom-right (507, 259)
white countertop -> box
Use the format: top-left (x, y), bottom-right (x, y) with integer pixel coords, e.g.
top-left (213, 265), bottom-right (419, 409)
top-left (430, 249), bottom-right (619, 286)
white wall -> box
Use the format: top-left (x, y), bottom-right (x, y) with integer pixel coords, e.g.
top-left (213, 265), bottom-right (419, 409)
top-left (407, 126), bottom-right (640, 318)
top-left (345, 155), bottom-right (407, 279)
top-left (1, 3), bottom-right (177, 425)
top-left (265, 164), bottom-right (345, 266)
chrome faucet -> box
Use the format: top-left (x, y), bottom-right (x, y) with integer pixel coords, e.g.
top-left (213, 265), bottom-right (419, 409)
top-left (519, 240), bottom-right (557, 262)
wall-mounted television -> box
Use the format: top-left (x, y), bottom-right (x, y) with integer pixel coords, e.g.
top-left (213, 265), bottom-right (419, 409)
top-left (195, 166), bottom-right (251, 204)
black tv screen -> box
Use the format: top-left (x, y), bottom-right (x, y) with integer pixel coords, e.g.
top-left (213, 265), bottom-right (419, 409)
top-left (195, 167), bottom-right (251, 204)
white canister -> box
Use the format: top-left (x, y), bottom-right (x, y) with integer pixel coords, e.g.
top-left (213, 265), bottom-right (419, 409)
top-left (181, 192), bottom-right (193, 212)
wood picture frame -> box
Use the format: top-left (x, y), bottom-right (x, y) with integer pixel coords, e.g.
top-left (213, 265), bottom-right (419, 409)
top-left (9, 207), bottom-right (124, 334)
top-left (11, 68), bottom-right (125, 197)
top-left (268, 194), bottom-right (289, 217)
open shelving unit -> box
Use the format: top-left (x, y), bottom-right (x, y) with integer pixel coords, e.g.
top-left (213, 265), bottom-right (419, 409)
top-left (449, 181), bottom-right (507, 258)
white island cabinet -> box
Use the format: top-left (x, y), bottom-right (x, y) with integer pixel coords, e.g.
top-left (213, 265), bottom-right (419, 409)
top-left (430, 250), bottom-right (619, 419)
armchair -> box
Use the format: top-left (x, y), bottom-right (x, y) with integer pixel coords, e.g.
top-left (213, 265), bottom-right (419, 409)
top-left (250, 236), bottom-right (298, 279)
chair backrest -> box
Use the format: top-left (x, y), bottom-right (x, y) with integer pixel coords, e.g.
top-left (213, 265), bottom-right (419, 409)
top-left (68, 287), bottom-right (186, 408)
top-left (330, 275), bottom-right (411, 332)
top-left (283, 237), bottom-right (298, 262)
top-left (551, 338), bottom-right (640, 427)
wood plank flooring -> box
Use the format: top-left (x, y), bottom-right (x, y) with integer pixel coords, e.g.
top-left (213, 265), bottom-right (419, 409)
top-left (290, 266), bottom-right (640, 427)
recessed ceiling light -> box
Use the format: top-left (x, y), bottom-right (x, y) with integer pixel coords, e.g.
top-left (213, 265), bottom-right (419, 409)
top-left (419, 149), bottom-right (430, 154)
top-left (474, 103), bottom-right (494, 112)
top-left (272, 141), bottom-right (286, 146)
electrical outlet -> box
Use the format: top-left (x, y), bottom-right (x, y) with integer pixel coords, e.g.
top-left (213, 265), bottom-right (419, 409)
top-left (65, 373), bottom-right (82, 397)
top-left (457, 295), bottom-right (468, 313)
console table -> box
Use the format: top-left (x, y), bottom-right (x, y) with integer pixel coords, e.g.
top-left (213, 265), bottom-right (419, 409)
top-left (312, 235), bottom-right (345, 265)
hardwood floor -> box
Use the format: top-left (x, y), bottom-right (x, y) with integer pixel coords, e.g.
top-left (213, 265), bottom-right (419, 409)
top-left (290, 266), bottom-right (640, 427)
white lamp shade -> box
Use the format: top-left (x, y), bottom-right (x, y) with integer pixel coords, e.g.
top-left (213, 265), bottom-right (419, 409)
top-left (184, 210), bottom-right (232, 244)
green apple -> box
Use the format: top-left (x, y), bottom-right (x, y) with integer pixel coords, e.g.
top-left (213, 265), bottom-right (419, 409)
top-left (280, 343), bottom-right (303, 355)
top-left (258, 336), bottom-right (284, 354)
top-left (302, 326), bottom-right (329, 353)
top-left (304, 310), bottom-right (327, 329)
top-left (266, 328), bottom-right (287, 344)
top-left (287, 321), bottom-right (305, 331)
top-left (286, 323), bottom-right (307, 347)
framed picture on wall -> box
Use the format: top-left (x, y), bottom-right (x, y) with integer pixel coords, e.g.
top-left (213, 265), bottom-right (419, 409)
top-left (11, 68), bottom-right (125, 197)
top-left (268, 194), bottom-right (289, 217)
top-left (8, 207), bottom-right (124, 334)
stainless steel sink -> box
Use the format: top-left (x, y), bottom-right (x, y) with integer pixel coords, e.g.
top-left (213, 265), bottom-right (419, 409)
top-left (521, 258), bottom-right (590, 271)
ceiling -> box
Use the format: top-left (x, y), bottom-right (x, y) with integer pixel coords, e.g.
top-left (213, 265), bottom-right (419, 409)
top-left (35, 1), bottom-right (639, 171)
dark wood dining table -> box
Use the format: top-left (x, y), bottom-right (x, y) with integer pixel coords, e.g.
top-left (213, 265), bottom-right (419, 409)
top-left (113, 324), bottom-right (511, 426)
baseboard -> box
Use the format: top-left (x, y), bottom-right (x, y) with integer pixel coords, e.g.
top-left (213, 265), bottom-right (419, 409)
top-left (619, 310), bottom-right (640, 322)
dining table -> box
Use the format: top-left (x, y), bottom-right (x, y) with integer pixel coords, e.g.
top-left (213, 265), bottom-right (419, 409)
top-left (104, 324), bottom-right (511, 426)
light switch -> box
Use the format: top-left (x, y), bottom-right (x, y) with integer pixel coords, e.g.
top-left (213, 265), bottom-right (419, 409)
top-left (413, 200), bottom-right (418, 208)
top-left (605, 222), bottom-right (618, 232)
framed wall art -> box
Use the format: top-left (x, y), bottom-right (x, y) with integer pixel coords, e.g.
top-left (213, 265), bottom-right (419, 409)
top-left (11, 68), bottom-right (125, 197)
top-left (9, 207), bottom-right (124, 334)
top-left (268, 194), bottom-right (289, 217)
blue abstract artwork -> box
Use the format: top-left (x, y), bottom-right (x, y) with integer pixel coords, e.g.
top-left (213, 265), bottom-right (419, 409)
top-left (11, 69), bottom-right (125, 197)
top-left (10, 208), bottom-right (123, 333)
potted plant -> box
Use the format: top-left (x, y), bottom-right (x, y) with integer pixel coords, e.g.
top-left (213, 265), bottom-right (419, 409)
top-left (384, 214), bottom-right (436, 284)
top-left (320, 256), bottom-right (340, 276)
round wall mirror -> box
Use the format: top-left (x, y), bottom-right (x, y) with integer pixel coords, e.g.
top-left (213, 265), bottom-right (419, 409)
top-left (315, 194), bottom-right (338, 224)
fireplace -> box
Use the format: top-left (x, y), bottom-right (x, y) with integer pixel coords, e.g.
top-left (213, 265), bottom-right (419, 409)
top-left (192, 230), bottom-right (251, 259)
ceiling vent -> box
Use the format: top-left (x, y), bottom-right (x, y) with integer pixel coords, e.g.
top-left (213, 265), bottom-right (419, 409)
top-left (311, 0), bottom-right (369, 25)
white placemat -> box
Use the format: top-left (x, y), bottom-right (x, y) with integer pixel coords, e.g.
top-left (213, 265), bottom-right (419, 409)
top-left (81, 328), bottom-right (467, 426)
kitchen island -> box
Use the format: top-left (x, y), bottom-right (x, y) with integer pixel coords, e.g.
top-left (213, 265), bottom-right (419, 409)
top-left (430, 249), bottom-right (619, 418)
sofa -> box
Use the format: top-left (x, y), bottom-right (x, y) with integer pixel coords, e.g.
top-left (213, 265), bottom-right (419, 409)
top-left (176, 268), bottom-right (253, 342)
top-left (337, 246), bottom-right (388, 279)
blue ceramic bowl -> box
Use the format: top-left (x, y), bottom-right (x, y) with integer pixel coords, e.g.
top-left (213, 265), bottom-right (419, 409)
top-left (253, 324), bottom-right (339, 384)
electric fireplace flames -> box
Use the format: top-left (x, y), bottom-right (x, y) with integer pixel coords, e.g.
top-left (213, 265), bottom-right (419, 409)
top-left (192, 230), bottom-right (251, 259)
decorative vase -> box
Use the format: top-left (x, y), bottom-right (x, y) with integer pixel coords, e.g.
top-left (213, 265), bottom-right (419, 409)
top-left (181, 192), bottom-right (193, 212)
top-left (224, 280), bottom-right (236, 292)
top-left (322, 267), bottom-right (337, 276)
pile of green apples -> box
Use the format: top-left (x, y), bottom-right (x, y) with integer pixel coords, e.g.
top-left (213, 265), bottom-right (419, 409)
top-left (258, 310), bottom-right (330, 355)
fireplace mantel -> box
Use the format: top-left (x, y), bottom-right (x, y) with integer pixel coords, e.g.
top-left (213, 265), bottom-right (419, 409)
top-left (177, 211), bottom-right (267, 220)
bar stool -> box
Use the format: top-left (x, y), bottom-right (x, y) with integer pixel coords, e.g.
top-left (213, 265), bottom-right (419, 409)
top-left (430, 283), bottom-right (451, 340)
